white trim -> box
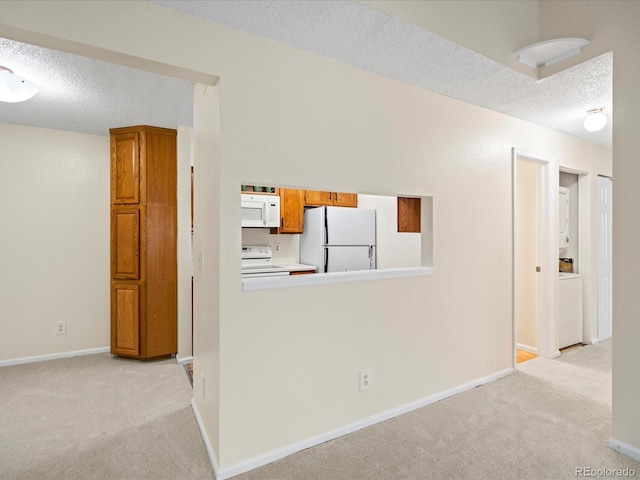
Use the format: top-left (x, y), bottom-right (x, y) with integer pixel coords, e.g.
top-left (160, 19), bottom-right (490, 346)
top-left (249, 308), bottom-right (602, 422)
top-left (214, 367), bottom-right (514, 480)
top-left (0, 346), bottom-right (110, 368)
top-left (191, 399), bottom-right (221, 479)
top-left (516, 343), bottom-right (538, 355)
top-left (176, 355), bottom-right (194, 365)
top-left (590, 338), bottom-right (600, 345)
top-left (512, 148), bottom-right (556, 363)
top-left (609, 437), bottom-right (640, 463)
top-left (242, 266), bottom-right (433, 292)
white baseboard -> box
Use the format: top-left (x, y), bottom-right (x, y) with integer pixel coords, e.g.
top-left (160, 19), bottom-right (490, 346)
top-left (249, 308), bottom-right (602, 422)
top-left (176, 355), bottom-right (193, 365)
top-left (516, 343), bottom-right (538, 354)
top-left (191, 399), bottom-right (220, 479)
top-left (609, 437), bottom-right (640, 462)
top-left (591, 338), bottom-right (600, 345)
top-left (207, 367), bottom-right (514, 480)
top-left (0, 346), bottom-right (111, 368)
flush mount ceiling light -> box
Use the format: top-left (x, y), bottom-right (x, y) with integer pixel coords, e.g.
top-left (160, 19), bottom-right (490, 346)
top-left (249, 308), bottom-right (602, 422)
top-left (0, 65), bottom-right (39, 103)
top-left (584, 108), bottom-right (607, 132)
top-left (514, 38), bottom-right (590, 68)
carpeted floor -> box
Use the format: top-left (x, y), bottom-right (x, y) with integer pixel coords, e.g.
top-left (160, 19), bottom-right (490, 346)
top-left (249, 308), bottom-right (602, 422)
top-left (1, 340), bottom-right (637, 480)
top-left (0, 354), bottom-right (214, 480)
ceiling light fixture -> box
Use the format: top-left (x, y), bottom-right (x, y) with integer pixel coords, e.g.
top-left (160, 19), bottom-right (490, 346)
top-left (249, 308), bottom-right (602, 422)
top-left (584, 108), bottom-right (607, 132)
top-left (515, 38), bottom-right (590, 68)
top-left (0, 66), bottom-right (39, 103)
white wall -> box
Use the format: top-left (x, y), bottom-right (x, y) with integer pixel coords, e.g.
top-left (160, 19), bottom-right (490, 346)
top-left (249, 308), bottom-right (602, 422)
top-left (0, 122), bottom-right (193, 364)
top-left (0, 123), bottom-right (110, 362)
top-left (357, 194), bottom-right (421, 269)
top-left (0, 0), bottom-right (615, 472)
top-left (241, 228), bottom-right (300, 262)
top-left (539, 0), bottom-right (640, 453)
top-left (177, 126), bottom-right (193, 360)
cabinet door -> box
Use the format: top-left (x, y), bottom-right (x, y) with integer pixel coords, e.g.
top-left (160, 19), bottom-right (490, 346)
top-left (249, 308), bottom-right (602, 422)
top-left (112, 207), bottom-right (141, 280)
top-left (111, 283), bottom-right (140, 356)
top-left (279, 188), bottom-right (305, 234)
top-left (304, 190), bottom-right (333, 206)
top-left (111, 132), bottom-right (140, 204)
top-left (333, 192), bottom-right (358, 208)
top-left (397, 197), bottom-right (421, 232)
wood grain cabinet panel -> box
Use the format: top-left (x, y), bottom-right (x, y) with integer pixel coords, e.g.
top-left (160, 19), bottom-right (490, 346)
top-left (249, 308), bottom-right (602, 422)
top-left (304, 190), bottom-right (357, 208)
top-left (278, 188), bottom-right (305, 234)
top-left (304, 190), bottom-right (333, 207)
top-left (332, 192), bottom-right (358, 208)
top-left (111, 283), bottom-right (140, 356)
top-left (397, 197), bottom-right (421, 233)
top-left (110, 126), bottom-right (177, 360)
top-left (111, 207), bottom-right (141, 280)
top-left (111, 132), bottom-right (140, 204)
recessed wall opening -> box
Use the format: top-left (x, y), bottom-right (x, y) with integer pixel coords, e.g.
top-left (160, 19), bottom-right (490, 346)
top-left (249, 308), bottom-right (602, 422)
top-left (240, 185), bottom-right (433, 290)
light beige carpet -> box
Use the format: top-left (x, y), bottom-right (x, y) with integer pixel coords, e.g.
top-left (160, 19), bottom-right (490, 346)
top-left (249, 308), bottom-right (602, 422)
top-left (1, 340), bottom-right (637, 480)
top-left (0, 354), bottom-right (214, 480)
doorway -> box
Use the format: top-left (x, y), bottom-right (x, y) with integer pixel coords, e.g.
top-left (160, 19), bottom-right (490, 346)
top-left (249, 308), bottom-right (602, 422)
top-left (512, 149), bottom-right (556, 367)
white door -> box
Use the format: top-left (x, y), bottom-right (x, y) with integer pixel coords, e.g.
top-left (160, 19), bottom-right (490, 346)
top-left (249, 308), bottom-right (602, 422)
top-left (325, 207), bottom-right (376, 246)
top-left (597, 176), bottom-right (613, 340)
top-left (558, 186), bottom-right (570, 249)
top-left (325, 246), bottom-right (374, 272)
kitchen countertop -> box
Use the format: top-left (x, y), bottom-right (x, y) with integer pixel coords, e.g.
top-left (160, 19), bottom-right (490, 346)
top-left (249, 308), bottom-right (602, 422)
top-left (242, 266), bottom-right (434, 291)
top-left (272, 257), bottom-right (317, 273)
top-left (283, 263), bottom-right (317, 273)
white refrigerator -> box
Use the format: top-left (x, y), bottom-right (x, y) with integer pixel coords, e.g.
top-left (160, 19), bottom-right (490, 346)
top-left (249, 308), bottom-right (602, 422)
top-left (300, 206), bottom-right (376, 273)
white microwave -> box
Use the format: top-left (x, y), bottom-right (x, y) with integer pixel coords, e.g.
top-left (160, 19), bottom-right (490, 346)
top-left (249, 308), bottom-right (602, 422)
top-left (241, 194), bottom-right (280, 228)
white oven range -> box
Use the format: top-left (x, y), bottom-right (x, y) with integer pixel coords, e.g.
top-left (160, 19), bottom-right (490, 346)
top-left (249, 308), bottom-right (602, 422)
top-left (241, 245), bottom-right (289, 278)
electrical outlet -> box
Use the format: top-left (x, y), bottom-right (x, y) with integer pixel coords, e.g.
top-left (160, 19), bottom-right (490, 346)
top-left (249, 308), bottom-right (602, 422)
top-left (274, 243), bottom-right (280, 252)
top-left (56, 321), bottom-right (67, 336)
top-left (360, 368), bottom-right (372, 391)
top-left (201, 373), bottom-right (205, 398)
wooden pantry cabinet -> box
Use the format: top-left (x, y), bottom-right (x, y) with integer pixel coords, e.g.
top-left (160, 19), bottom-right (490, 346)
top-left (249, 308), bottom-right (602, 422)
top-left (110, 126), bottom-right (177, 360)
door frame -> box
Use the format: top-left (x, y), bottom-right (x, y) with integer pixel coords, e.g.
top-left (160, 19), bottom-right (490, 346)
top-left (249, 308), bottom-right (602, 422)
top-left (512, 148), bottom-right (558, 367)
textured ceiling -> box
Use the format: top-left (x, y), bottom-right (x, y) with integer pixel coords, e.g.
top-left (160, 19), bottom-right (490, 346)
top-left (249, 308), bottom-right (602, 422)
top-left (0, 1), bottom-right (612, 147)
top-left (0, 38), bottom-right (194, 137)
top-left (154, 0), bottom-right (612, 147)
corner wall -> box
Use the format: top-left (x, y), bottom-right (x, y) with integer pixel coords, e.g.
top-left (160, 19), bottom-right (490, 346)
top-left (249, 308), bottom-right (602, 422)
top-left (0, 123), bottom-right (110, 362)
top-left (539, 0), bottom-right (640, 454)
top-left (0, 0), bottom-right (615, 472)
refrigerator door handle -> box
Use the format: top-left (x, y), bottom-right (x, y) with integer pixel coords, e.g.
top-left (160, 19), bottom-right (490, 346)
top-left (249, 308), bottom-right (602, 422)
top-left (323, 207), bottom-right (329, 245)
top-left (369, 244), bottom-right (374, 269)
top-left (324, 247), bottom-right (329, 273)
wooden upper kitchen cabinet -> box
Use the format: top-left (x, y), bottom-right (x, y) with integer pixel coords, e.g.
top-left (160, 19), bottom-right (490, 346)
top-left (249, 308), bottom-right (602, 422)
top-left (304, 190), bottom-right (358, 208)
top-left (271, 188), bottom-right (305, 234)
top-left (397, 197), bottom-right (421, 233)
top-left (110, 126), bottom-right (177, 360)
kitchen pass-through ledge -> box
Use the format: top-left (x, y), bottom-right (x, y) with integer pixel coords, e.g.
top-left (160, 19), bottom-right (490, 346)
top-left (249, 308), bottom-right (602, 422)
top-left (242, 267), bottom-right (434, 291)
